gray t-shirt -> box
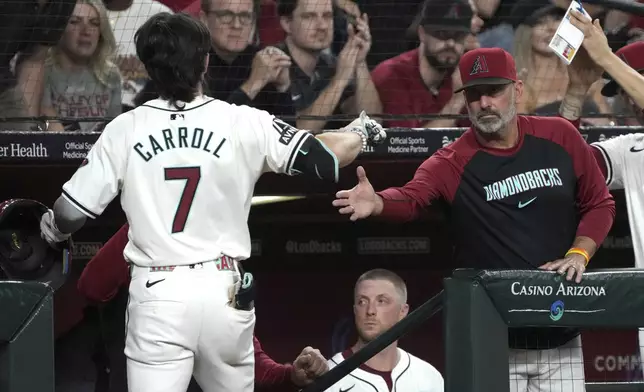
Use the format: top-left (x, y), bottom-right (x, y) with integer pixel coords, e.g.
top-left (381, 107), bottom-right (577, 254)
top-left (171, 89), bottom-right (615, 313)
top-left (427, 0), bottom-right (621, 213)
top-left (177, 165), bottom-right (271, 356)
top-left (41, 64), bottom-right (121, 132)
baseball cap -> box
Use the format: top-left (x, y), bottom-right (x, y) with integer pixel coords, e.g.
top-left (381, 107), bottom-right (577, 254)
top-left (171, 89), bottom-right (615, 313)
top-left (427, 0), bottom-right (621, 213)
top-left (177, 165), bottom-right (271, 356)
top-left (416, 0), bottom-right (473, 32)
top-left (454, 47), bottom-right (517, 93)
top-left (601, 41), bottom-right (644, 97)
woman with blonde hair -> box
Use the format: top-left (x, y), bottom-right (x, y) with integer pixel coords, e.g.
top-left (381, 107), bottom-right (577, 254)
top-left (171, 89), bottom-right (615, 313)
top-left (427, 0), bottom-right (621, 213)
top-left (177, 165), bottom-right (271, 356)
top-left (40, 0), bottom-right (122, 132)
top-left (512, 5), bottom-right (611, 125)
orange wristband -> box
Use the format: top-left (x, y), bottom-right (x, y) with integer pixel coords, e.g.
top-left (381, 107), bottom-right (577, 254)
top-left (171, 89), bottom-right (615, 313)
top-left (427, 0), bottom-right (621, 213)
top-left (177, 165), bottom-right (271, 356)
top-left (565, 248), bottom-right (590, 266)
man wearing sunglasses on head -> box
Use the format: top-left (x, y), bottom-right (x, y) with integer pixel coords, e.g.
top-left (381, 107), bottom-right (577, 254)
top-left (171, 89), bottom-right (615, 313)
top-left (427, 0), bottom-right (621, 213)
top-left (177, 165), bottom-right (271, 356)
top-left (371, 0), bottom-right (476, 129)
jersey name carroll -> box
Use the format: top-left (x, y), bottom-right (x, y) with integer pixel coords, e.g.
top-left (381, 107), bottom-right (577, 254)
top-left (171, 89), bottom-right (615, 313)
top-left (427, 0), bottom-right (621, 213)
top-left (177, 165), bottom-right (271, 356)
top-left (60, 96), bottom-right (310, 267)
top-left (134, 127), bottom-right (227, 162)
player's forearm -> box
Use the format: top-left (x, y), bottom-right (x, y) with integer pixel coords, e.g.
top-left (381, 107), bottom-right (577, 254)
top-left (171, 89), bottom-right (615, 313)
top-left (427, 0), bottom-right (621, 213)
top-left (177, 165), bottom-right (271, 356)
top-left (576, 199), bottom-right (615, 251)
top-left (559, 83), bottom-right (588, 122)
top-left (598, 52), bottom-right (644, 109)
top-left (254, 336), bottom-right (296, 388)
top-left (569, 236), bottom-right (598, 261)
top-left (296, 78), bottom-right (350, 131)
top-left (53, 196), bottom-right (87, 234)
top-left (350, 63), bottom-right (383, 115)
top-left (375, 189), bottom-right (422, 221)
top-left (78, 224), bottom-right (130, 303)
top-left (316, 132), bottom-right (363, 167)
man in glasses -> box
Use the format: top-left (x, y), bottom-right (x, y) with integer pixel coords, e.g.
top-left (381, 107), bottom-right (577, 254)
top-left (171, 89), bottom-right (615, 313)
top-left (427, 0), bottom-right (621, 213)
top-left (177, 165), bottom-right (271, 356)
top-left (371, 0), bottom-right (474, 129)
top-left (194, 0), bottom-right (295, 120)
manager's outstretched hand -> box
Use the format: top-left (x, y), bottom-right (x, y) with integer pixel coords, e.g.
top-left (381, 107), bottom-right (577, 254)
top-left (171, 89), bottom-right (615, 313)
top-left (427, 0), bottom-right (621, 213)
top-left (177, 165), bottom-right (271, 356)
top-left (333, 166), bottom-right (381, 221)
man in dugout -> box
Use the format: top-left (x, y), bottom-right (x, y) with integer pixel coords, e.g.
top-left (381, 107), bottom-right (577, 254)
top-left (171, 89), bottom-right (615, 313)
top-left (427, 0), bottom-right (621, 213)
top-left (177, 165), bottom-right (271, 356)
top-left (333, 46), bottom-right (615, 391)
top-left (77, 223), bottom-right (329, 391)
top-left (324, 269), bottom-right (443, 392)
top-left (559, 9), bottom-right (644, 380)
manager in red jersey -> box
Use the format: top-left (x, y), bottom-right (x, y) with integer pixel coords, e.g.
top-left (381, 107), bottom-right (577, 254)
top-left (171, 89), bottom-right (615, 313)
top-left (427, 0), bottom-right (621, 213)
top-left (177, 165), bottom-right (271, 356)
top-left (77, 223), bottom-right (329, 390)
top-left (333, 47), bottom-right (615, 392)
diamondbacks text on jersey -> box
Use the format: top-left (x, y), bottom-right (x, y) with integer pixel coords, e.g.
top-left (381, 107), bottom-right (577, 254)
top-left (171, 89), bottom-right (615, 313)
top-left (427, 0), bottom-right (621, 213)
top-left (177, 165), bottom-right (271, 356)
top-left (324, 349), bottom-right (443, 392)
top-left (61, 96), bottom-right (316, 266)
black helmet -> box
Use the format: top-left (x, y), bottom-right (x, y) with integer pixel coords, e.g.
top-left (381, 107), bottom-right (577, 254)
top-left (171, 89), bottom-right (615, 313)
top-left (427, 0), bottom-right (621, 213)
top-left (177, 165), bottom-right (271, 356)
top-left (0, 199), bottom-right (72, 291)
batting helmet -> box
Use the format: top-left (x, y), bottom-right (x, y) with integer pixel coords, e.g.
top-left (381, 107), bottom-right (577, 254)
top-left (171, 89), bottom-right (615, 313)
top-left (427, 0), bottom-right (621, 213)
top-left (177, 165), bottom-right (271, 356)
top-left (0, 199), bottom-right (72, 291)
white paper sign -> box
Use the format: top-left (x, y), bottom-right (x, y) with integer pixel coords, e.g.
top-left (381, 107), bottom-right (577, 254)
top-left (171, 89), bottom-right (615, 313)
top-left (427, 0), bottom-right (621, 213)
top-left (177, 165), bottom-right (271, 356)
top-left (549, 1), bottom-right (592, 65)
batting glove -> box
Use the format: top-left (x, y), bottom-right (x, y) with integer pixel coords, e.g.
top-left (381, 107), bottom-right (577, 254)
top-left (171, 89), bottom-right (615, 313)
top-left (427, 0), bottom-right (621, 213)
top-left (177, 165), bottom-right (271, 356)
top-left (345, 111), bottom-right (387, 147)
top-left (40, 209), bottom-right (71, 246)
top-left (360, 111), bottom-right (387, 145)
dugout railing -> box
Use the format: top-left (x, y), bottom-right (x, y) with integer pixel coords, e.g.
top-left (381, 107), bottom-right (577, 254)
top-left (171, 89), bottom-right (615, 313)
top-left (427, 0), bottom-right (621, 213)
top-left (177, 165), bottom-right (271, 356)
top-left (0, 281), bottom-right (55, 392)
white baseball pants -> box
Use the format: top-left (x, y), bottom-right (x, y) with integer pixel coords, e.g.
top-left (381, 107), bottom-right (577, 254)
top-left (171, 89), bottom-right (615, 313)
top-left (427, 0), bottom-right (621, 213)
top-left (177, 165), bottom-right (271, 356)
top-left (509, 335), bottom-right (585, 392)
top-left (124, 260), bottom-right (255, 392)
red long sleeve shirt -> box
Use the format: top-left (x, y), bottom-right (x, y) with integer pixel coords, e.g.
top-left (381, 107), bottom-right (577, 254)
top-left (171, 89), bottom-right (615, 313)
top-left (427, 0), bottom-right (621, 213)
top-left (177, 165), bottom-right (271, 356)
top-left (377, 115), bottom-right (615, 269)
top-left (77, 224), bottom-right (294, 388)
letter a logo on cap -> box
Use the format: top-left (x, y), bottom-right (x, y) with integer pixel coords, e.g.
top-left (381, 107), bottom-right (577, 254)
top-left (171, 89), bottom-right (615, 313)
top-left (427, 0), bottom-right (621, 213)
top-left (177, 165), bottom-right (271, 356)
top-left (618, 52), bottom-right (630, 66)
top-left (446, 4), bottom-right (460, 18)
top-left (470, 56), bottom-right (489, 75)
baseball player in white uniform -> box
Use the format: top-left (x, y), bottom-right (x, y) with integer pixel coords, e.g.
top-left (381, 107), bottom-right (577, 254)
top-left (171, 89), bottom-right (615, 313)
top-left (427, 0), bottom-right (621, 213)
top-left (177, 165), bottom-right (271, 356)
top-left (38, 13), bottom-right (385, 392)
top-left (325, 269), bottom-right (443, 392)
top-left (560, 14), bottom-right (644, 379)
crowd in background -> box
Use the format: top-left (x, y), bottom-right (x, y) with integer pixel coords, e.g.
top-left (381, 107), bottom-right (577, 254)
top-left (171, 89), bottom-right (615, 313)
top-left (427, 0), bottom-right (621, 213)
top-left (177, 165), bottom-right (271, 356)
top-left (1, 0), bottom-right (644, 133)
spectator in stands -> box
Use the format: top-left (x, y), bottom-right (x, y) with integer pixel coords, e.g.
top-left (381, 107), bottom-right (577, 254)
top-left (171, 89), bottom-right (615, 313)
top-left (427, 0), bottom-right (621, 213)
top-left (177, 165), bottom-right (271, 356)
top-left (105, 0), bottom-right (173, 111)
top-left (371, 0), bottom-right (472, 129)
top-left (512, 5), bottom-right (611, 124)
top-left (560, 40), bottom-right (644, 128)
top-left (325, 269), bottom-right (444, 392)
top-left (473, 0), bottom-right (607, 54)
top-left (198, 0), bottom-right (296, 120)
top-left (1, 0), bottom-right (75, 131)
top-left (39, 0), bottom-right (122, 132)
top-left (136, 0), bottom-right (296, 120)
top-left (361, 0), bottom-right (426, 67)
top-left (182, 0), bottom-right (286, 46)
top-left (276, 0), bottom-right (382, 131)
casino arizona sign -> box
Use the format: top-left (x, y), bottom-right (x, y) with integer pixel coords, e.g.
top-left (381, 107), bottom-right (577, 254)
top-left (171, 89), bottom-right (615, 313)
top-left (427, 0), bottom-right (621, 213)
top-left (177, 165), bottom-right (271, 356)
top-left (511, 282), bottom-right (606, 296)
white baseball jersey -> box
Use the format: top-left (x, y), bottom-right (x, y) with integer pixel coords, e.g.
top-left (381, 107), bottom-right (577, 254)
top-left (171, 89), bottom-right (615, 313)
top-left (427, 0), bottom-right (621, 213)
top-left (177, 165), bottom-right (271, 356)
top-left (62, 96), bottom-right (312, 267)
top-left (592, 133), bottom-right (644, 380)
top-left (592, 133), bottom-right (644, 267)
top-left (325, 348), bottom-right (444, 392)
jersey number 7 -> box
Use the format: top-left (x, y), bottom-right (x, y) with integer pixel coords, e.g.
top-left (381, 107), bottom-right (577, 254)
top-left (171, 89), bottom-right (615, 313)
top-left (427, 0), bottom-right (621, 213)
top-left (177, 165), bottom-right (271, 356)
top-left (164, 166), bottom-right (201, 233)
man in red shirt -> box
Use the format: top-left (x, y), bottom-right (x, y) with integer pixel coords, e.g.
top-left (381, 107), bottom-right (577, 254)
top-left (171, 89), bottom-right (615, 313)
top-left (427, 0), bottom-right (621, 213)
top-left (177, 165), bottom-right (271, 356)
top-left (77, 224), bottom-right (328, 391)
top-left (370, 0), bottom-right (472, 129)
top-left (334, 47), bottom-right (615, 391)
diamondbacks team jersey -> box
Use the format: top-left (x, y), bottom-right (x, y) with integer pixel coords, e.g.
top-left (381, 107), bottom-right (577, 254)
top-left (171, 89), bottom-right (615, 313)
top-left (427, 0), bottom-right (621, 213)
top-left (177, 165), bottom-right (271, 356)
top-left (377, 115), bottom-right (614, 270)
top-left (324, 349), bottom-right (443, 392)
top-left (592, 133), bottom-right (644, 268)
top-left (62, 96), bottom-right (311, 267)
